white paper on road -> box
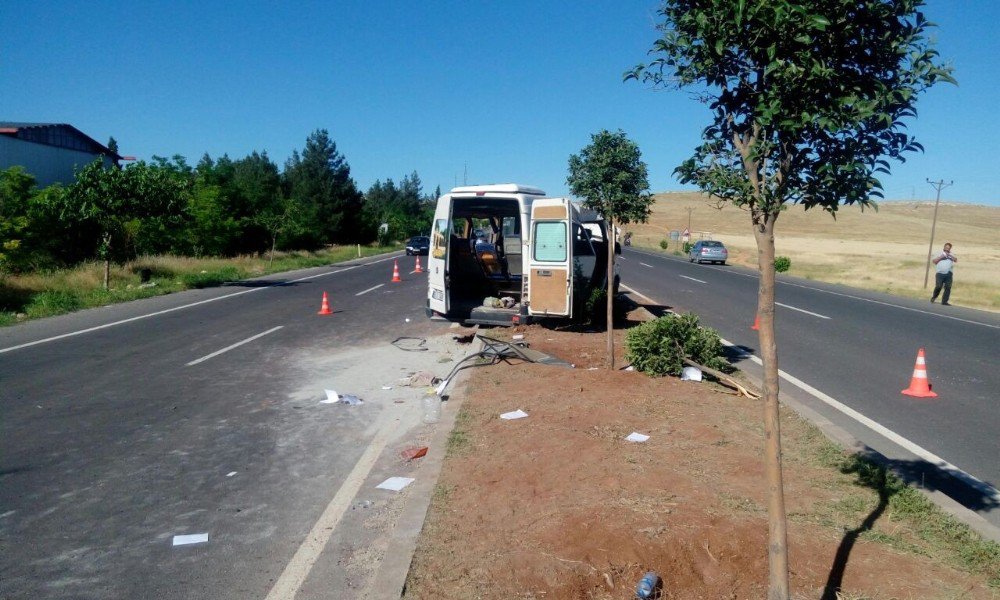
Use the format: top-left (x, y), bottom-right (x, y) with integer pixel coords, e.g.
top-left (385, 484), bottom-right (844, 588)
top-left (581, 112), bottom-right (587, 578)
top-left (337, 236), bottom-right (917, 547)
top-left (681, 366), bottom-right (703, 382)
top-left (320, 389), bottom-right (339, 404)
top-left (376, 477), bottom-right (415, 492)
top-left (172, 533), bottom-right (209, 546)
top-left (226, 471), bottom-right (237, 477)
top-left (381, 386), bottom-right (393, 390)
top-left (625, 432), bottom-right (650, 443)
top-left (500, 409), bottom-right (529, 420)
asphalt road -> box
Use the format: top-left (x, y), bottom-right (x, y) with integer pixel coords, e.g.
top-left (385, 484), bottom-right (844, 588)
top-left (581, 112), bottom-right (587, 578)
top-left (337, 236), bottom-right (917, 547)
top-left (619, 247), bottom-right (1000, 527)
top-left (0, 253), bottom-right (453, 600)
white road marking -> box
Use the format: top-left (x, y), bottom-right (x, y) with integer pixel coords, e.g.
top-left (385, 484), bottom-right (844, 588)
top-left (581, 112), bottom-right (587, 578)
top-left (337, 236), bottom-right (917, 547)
top-left (0, 254), bottom-right (401, 355)
top-left (355, 284), bottom-right (384, 296)
top-left (625, 280), bottom-right (1000, 505)
top-left (264, 411), bottom-right (399, 600)
top-left (186, 326), bottom-right (283, 366)
top-left (775, 302), bottom-right (830, 320)
top-left (639, 262), bottom-right (654, 268)
top-left (732, 346), bottom-right (1000, 504)
top-left (679, 275), bottom-right (707, 284)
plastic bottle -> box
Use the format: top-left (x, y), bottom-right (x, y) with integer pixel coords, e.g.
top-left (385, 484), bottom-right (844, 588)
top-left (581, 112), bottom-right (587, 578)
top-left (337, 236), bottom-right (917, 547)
top-left (635, 571), bottom-right (660, 599)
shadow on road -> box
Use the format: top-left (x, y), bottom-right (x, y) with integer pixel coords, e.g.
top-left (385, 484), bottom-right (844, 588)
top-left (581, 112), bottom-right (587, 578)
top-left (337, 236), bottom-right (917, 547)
top-left (222, 279), bottom-right (307, 288)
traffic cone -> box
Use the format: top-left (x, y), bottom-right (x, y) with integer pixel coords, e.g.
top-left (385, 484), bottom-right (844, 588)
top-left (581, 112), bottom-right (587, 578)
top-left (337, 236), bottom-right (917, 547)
top-left (414, 256), bottom-right (423, 273)
top-left (901, 348), bottom-right (937, 398)
top-left (317, 292), bottom-right (332, 315)
top-left (391, 259), bottom-right (402, 283)
top-left (751, 314), bottom-right (760, 331)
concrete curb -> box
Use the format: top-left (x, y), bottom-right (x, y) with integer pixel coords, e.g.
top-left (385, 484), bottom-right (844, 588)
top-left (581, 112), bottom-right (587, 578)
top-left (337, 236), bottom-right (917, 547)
top-left (366, 367), bottom-right (469, 598)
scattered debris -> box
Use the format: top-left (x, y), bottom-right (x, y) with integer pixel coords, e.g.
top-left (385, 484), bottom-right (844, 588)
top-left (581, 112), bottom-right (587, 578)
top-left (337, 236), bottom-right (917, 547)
top-left (624, 365), bottom-right (636, 372)
top-left (376, 477), bottom-right (415, 492)
top-left (172, 533), bottom-right (209, 546)
top-left (320, 389), bottom-right (340, 404)
top-left (392, 336), bottom-right (428, 352)
top-left (681, 366), bottom-right (703, 382)
top-left (500, 409), bottom-right (529, 420)
top-left (512, 334), bottom-right (524, 341)
top-left (381, 385), bottom-right (393, 390)
top-left (625, 432), bottom-right (650, 443)
top-left (226, 471), bottom-right (237, 477)
top-left (401, 371), bottom-right (440, 387)
top-left (400, 447), bottom-right (428, 461)
top-left (340, 394), bottom-right (363, 406)
top-left (405, 318), bottom-right (411, 322)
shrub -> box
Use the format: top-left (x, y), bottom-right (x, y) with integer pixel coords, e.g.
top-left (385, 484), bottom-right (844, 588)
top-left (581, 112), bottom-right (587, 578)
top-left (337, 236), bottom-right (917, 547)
top-left (625, 312), bottom-right (729, 376)
top-left (659, 239), bottom-right (669, 250)
top-left (774, 256), bottom-right (791, 272)
top-left (180, 266), bottom-right (242, 288)
top-left (682, 241), bottom-right (693, 253)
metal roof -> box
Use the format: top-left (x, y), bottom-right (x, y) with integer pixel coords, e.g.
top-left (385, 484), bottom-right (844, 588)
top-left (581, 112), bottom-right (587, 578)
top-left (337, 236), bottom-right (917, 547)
top-left (0, 122), bottom-right (123, 160)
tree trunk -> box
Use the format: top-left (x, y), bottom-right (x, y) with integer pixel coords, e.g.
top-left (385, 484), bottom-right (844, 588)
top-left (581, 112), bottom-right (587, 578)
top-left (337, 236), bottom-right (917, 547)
top-left (269, 235), bottom-right (277, 268)
top-left (103, 259), bottom-right (111, 291)
top-left (753, 211), bottom-right (789, 600)
top-left (605, 216), bottom-right (616, 369)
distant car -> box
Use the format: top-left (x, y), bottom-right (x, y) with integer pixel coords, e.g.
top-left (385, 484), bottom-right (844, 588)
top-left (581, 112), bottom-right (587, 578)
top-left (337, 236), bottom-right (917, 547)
top-left (405, 236), bottom-right (430, 256)
top-left (689, 240), bottom-right (728, 265)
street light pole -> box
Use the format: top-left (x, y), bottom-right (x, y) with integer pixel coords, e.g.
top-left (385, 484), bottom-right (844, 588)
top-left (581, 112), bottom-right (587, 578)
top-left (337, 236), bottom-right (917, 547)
top-left (923, 178), bottom-right (953, 289)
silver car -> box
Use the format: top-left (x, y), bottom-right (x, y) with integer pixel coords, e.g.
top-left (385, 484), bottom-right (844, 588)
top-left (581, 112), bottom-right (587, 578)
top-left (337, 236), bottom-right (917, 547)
top-left (689, 240), bottom-right (728, 265)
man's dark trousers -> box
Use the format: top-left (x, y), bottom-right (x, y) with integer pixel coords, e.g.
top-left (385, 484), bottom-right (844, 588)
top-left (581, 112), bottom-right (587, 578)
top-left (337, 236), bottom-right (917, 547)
top-left (932, 271), bottom-right (953, 304)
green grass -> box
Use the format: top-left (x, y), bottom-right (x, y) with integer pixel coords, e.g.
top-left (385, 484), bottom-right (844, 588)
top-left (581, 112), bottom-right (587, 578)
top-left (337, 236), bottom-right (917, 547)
top-left (446, 406), bottom-right (472, 457)
top-left (0, 244), bottom-right (402, 326)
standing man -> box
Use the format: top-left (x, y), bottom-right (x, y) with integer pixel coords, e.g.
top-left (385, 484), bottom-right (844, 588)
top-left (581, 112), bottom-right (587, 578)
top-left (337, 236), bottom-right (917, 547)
top-left (930, 242), bottom-right (957, 305)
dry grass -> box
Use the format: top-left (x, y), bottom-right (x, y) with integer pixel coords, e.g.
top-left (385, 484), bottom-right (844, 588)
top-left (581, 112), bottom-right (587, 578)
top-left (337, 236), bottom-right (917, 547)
top-left (629, 192), bottom-right (1000, 311)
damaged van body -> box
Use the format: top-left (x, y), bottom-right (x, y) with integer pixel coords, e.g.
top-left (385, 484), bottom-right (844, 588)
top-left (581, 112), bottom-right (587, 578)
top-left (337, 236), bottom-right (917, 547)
top-left (426, 183), bottom-right (618, 326)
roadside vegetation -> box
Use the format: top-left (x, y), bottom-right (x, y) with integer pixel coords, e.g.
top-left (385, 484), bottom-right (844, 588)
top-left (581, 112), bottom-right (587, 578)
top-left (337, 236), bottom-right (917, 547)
top-left (0, 245), bottom-right (398, 326)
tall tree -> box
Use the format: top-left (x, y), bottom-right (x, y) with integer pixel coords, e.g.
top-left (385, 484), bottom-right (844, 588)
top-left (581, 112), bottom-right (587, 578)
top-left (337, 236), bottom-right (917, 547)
top-left (567, 129), bottom-right (653, 368)
top-left (0, 167), bottom-right (35, 273)
top-left (284, 129), bottom-right (364, 247)
top-left (627, 2), bottom-right (953, 597)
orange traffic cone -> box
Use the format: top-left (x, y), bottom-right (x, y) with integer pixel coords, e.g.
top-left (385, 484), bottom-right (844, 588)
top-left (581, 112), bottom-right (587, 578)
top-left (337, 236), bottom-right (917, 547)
top-left (751, 314), bottom-right (760, 331)
top-left (317, 292), bottom-right (332, 315)
top-left (391, 259), bottom-right (402, 283)
top-left (901, 348), bottom-right (937, 398)
top-left (414, 256), bottom-right (423, 273)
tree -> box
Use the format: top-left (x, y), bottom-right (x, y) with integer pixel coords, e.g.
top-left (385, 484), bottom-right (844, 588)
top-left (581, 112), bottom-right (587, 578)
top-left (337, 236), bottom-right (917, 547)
top-left (63, 160), bottom-right (189, 289)
top-left (0, 167), bottom-right (35, 273)
top-left (284, 129), bottom-right (364, 247)
top-left (627, 2), bottom-right (953, 597)
top-left (567, 129), bottom-right (653, 368)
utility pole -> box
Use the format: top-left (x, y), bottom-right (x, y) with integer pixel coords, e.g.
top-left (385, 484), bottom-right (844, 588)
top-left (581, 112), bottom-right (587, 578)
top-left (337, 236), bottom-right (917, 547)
top-left (686, 207), bottom-right (693, 233)
top-left (923, 178), bottom-right (953, 289)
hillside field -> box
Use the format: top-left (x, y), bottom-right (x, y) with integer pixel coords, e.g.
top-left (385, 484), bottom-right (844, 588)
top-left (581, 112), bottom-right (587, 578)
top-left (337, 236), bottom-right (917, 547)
top-left (627, 193), bottom-right (999, 311)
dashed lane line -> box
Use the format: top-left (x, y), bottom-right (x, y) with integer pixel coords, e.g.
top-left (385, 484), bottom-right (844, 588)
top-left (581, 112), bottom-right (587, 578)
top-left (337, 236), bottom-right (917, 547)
top-left (679, 275), bottom-right (707, 284)
top-left (0, 254), bottom-right (400, 355)
top-left (355, 284), bottom-right (385, 296)
top-left (639, 262), bottom-right (654, 268)
top-left (186, 326), bottom-right (284, 366)
top-left (775, 302), bottom-right (831, 320)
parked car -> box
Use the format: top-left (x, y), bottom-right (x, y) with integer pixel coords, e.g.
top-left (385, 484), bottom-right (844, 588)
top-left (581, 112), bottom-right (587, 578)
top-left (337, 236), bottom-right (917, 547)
top-left (689, 240), bottom-right (728, 264)
top-left (405, 236), bottom-right (430, 255)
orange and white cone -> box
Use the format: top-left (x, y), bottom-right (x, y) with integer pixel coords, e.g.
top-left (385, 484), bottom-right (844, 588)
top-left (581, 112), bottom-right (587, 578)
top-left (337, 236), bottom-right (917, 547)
top-left (901, 348), bottom-right (937, 398)
top-left (317, 292), bottom-right (332, 315)
top-left (751, 314), bottom-right (760, 331)
top-left (391, 259), bottom-right (402, 283)
top-left (414, 256), bottom-right (423, 273)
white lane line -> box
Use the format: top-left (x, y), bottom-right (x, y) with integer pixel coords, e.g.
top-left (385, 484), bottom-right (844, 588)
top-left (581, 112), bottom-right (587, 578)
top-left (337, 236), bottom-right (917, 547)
top-left (622, 279), bottom-right (1000, 504)
top-left (0, 254), bottom-right (401, 355)
top-left (639, 262), bottom-right (654, 268)
top-left (775, 302), bottom-right (830, 320)
top-left (355, 284), bottom-right (384, 296)
top-left (728, 344), bottom-right (1000, 503)
top-left (264, 411), bottom-right (398, 600)
top-left (679, 275), bottom-right (707, 284)
top-left (186, 326), bottom-right (284, 366)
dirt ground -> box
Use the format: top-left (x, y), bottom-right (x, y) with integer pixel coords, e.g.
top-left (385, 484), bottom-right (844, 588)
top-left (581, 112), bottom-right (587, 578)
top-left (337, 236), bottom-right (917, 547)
top-left (403, 315), bottom-right (995, 599)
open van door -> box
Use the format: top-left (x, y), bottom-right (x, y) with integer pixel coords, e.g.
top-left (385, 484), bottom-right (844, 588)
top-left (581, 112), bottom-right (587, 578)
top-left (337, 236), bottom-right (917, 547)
top-left (527, 198), bottom-right (572, 318)
top-left (427, 196), bottom-right (451, 315)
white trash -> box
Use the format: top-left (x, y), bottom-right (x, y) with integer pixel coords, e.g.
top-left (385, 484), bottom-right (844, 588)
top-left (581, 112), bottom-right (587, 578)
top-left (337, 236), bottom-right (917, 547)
top-left (681, 366), bottom-right (703, 382)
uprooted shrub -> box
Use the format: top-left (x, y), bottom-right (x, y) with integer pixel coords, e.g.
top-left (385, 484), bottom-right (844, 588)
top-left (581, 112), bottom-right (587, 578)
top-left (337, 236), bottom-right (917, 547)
top-left (624, 312), bottom-right (730, 377)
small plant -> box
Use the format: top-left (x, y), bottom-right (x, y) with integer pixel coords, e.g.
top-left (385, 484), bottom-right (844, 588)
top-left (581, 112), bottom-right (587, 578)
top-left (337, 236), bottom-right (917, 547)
top-left (659, 239), bottom-right (669, 250)
top-left (774, 256), bottom-right (791, 272)
top-left (683, 241), bottom-right (693, 253)
top-left (624, 312), bottom-right (729, 377)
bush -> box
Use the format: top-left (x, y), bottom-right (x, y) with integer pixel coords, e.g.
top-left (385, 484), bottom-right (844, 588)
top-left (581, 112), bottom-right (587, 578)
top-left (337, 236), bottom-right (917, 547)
top-left (624, 312), bottom-right (730, 377)
top-left (180, 266), bottom-right (242, 288)
top-left (659, 239), bottom-right (669, 250)
top-left (682, 241), bottom-right (693, 253)
top-left (774, 256), bottom-right (791, 272)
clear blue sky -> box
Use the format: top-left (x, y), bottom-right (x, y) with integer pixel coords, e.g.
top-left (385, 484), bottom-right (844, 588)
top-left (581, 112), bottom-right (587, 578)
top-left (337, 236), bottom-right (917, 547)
top-left (3, 1), bottom-right (998, 205)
